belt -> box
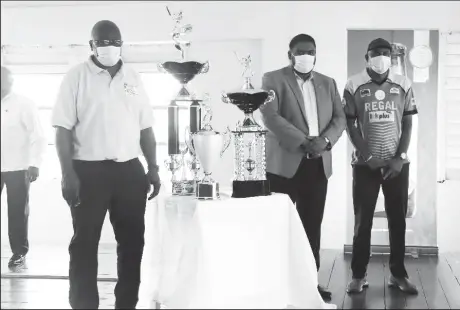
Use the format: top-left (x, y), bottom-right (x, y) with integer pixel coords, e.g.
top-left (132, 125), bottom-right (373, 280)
top-left (304, 153), bottom-right (322, 159)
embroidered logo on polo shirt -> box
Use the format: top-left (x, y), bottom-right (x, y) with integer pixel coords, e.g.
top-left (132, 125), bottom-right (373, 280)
top-left (124, 83), bottom-right (139, 96)
top-left (375, 90), bottom-right (385, 100)
top-left (390, 87), bottom-right (400, 94)
top-left (360, 89), bottom-right (371, 97)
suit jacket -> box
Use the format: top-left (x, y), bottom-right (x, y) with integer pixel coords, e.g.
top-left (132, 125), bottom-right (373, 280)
top-left (259, 66), bottom-right (346, 179)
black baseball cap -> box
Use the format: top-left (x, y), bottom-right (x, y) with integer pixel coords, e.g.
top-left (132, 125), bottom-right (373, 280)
top-left (367, 38), bottom-right (392, 52)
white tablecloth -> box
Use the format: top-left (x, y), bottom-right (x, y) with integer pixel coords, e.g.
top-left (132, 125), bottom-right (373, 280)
top-left (146, 191), bottom-right (336, 309)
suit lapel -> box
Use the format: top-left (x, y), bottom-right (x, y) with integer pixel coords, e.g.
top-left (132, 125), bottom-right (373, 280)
top-left (283, 67), bottom-right (308, 128)
top-left (311, 76), bottom-right (325, 131)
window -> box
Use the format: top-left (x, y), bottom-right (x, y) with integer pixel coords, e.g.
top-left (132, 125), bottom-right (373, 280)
top-left (8, 71), bottom-right (192, 182)
top-left (13, 73), bottom-right (64, 146)
top-left (139, 72), bottom-right (192, 144)
top-left (13, 74), bottom-right (64, 109)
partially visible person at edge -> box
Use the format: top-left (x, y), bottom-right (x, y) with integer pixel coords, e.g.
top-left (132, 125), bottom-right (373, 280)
top-left (52, 20), bottom-right (161, 309)
top-left (1, 66), bottom-right (46, 271)
top-left (259, 33), bottom-right (346, 302)
top-left (343, 38), bottom-right (418, 295)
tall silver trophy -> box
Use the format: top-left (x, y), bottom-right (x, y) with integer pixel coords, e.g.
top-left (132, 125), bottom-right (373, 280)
top-left (188, 104), bottom-right (231, 199)
top-left (158, 6), bottom-right (209, 195)
top-left (222, 53), bottom-right (275, 198)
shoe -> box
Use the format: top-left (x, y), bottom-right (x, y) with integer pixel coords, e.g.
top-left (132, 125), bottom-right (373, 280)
top-left (318, 285), bottom-right (332, 301)
top-left (388, 275), bottom-right (418, 295)
top-left (8, 254), bottom-right (26, 270)
top-left (346, 278), bottom-right (369, 294)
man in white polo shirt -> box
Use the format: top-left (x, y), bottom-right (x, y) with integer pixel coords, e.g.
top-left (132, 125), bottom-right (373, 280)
top-left (52, 20), bottom-right (161, 309)
top-left (1, 66), bottom-right (46, 270)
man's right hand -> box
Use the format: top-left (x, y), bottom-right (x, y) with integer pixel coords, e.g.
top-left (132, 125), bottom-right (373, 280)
top-left (300, 138), bottom-right (316, 155)
top-left (366, 157), bottom-right (387, 170)
top-left (61, 170), bottom-right (81, 208)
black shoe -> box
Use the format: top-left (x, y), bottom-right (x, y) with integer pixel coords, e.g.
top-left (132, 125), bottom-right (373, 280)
top-left (318, 285), bottom-right (332, 301)
top-left (388, 275), bottom-right (418, 295)
top-left (8, 254), bottom-right (26, 270)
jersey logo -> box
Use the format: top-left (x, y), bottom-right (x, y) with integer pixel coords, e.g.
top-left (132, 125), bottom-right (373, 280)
top-left (369, 111), bottom-right (395, 123)
top-left (375, 90), bottom-right (386, 101)
top-left (360, 89), bottom-right (371, 97)
top-left (390, 87), bottom-right (400, 94)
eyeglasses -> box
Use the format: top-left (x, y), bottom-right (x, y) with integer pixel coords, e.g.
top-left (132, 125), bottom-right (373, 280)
top-left (92, 39), bottom-right (123, 47)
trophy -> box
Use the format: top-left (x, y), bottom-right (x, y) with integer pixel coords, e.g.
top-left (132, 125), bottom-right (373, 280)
top-left (158, 6), bottom-right (210, 195)
top-left (222, 52), bottom-right (275, 198)
top-left (390, 43), bottom-right (408, 76)
top-left (188, 104), bottom-right (231, 200)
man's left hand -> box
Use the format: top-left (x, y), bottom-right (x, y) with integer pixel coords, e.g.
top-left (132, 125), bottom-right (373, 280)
top-left (27, 166), bottom-right (39, 183)
top-left (383, 158), bottom-right (404, 180)
top-left (308, 137), bottom-right (328, 155)
top-left (146, 169), bottom-right (161, 200)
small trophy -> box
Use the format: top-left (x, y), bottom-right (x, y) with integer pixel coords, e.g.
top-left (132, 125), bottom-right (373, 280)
top-left (222, 52), bottom-right (275, 198)
top-left (189, 104), bottom-right (231, 200)
top-left (158, 6), bottom-right (209, 195)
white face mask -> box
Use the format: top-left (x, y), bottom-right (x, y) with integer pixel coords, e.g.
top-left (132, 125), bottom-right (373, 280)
top-left (95, 46), bottom-right (121, 67)
top-left (293, 55), bottom-right (315, 74)
top-left (369, 55), bottom-right (391, 74)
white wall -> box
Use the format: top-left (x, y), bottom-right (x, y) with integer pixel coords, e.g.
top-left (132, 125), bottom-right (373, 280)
top-left (2, 1), bottom-right (460, 251)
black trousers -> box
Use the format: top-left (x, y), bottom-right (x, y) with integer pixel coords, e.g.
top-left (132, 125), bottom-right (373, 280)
top-left (351, 164), bottom-right (410, 279)
top-left (1, 170), bottom-right (30, 256)
top-left (68, 159), bottom-right (149, 310)
top-left (267, 157), bottom-right (328, 271)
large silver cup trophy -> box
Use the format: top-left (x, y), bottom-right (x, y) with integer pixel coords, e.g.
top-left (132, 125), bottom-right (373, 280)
top-left (188, 104), bottom-right (231, 199)
top-left (222, 53), bottom-right (275, 198)
top-left (158, 6), bottom-right (209, 195)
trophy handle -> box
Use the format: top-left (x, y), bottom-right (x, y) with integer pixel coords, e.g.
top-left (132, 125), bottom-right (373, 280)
top-left (157, 62), bottom-right (166, 73)
top-left (184, 126), bottom-right (195, 156)
top-left (199, 61), bottom-right (210, 74)
top-left (220, 126), bottom-right (232, 158)
top-left (221, 92), bottom-right (231, 104)
top-left (264, 89), bottom-right (276, 104)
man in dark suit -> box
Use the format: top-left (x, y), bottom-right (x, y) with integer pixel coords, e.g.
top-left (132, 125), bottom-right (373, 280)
top-left (260, 34), bottom-right (346, 301)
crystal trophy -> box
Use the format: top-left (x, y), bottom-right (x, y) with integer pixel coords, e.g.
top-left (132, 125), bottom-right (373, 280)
top-left (158, 6), bottom-right (209, 195)
top-left (222, 53), bottom-right (275, 198)
top-left (189, 104), bottom-right (231, 200)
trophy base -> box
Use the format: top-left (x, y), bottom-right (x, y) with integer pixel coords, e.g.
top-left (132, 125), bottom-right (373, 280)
top-left (196, 182), bottom-right (220, 200)
top-left (172, 180), bottom-right (196, 196)
top-left (232, 180), bottom-right (271, 198)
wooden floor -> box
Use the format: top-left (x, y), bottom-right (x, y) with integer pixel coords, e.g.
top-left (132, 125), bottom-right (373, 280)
top-left (1, 248), bottom-right (459, 309)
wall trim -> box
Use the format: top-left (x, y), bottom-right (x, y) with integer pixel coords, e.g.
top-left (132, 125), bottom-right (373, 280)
top-left (344, 244), bottom-right (439, 257)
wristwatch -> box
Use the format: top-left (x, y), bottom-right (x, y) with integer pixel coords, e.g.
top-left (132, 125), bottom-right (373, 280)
top-left (399, 153), bottom-right (408, 160)
top-left (324, 137), bottom-right (332, 151)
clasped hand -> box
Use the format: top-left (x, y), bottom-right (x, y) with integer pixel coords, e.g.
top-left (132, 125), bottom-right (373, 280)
top-left (301, 136), bottom-right (328, 156)
top-left (367, 157), bottom-right (404, 180)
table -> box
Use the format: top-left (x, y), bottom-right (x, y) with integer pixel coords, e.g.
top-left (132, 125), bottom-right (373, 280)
top-left (145, 191), bottom-right (336, 309)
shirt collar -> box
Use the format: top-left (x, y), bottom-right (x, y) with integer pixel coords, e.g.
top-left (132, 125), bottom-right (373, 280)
top-left (1, 92), bottom-right (13, 104)
top-left (293, 67), bottom-right (315, 82)
top-left (86, 56), bottom-right (125, 77)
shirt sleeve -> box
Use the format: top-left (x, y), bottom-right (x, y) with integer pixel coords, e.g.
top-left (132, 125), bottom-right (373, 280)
top-left (343, 80), bottom-right (357, 119)
top-left (137, 76), bottom-right (154, 130)
top-left (403, 87), bottom-right (418, 116)
top-left (52, 70), bottom-right (78, 130)
top-left (23, 101), bottom-right (47, 168)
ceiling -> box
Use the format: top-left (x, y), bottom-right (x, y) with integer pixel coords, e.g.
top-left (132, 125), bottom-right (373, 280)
top-left (1, 1), bottom-right (157, 8)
